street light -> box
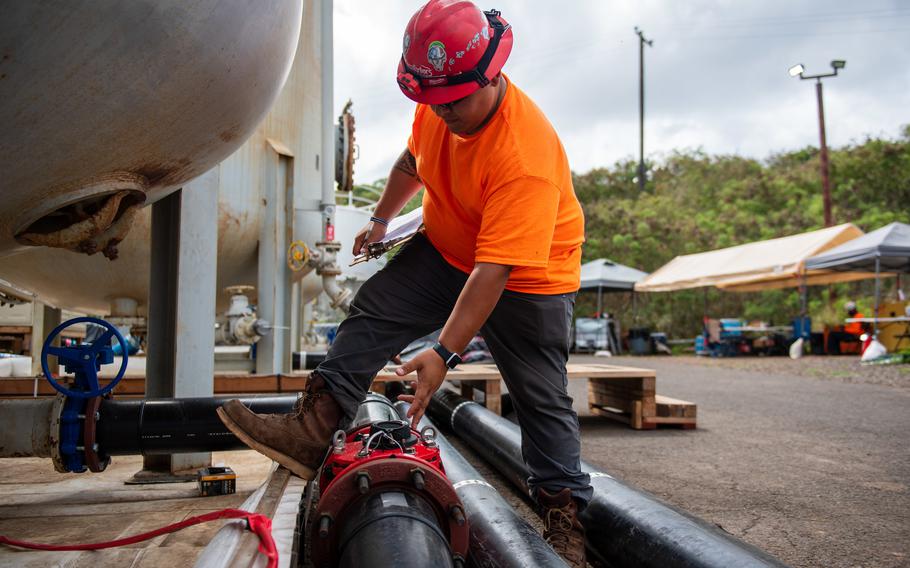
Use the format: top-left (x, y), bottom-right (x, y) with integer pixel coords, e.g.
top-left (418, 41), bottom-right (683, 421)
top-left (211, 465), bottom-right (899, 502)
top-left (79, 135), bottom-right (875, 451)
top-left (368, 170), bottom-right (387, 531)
top-left (788, 60), bottom-right (846, 227)
top-left (788, 63), bottom-right (805, 77)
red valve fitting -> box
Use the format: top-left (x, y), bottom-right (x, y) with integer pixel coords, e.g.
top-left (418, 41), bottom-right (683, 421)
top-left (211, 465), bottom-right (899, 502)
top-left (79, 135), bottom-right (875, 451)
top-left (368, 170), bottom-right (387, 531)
top-left (308, 418), bottom-right (469, 567)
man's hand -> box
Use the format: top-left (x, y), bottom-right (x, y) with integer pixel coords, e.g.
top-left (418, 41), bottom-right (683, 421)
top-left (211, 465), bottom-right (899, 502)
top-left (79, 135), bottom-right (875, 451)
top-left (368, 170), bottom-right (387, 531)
top-left (352, 220), bottom-right (388, 256)
top-left (395, 349), bottom-right (448, 427)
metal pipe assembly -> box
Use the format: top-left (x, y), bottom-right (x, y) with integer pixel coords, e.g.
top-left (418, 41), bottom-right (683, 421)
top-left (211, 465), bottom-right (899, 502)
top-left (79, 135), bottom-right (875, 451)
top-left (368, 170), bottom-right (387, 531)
top-left (395, 401), bottom-right (569, 568)
top-left (306, 393), bottom-right (468, 568)
top-left (0, 391), bottom-right (470, 567)
top-left (0, 392), bottom-right (413, 460)
top-left (427, 390), bottom-right (789, 568)
top-left (0, 395), bottom-right (298, 471)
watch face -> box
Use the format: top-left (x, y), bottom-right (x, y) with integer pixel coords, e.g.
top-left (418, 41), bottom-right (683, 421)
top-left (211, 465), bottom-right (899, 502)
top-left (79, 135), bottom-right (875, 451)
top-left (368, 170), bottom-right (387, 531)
top-left (434, 342), bottom-right (460, 368)
top-left (446, 353), bottom-right (461, 369)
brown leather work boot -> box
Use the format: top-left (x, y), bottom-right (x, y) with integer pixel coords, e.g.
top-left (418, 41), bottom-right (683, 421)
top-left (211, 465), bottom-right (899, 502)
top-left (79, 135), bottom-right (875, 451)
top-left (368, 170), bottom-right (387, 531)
top-left (538, 488), bottom-right (587, 568)
top-left (216, 374), bottom-right (343, 480)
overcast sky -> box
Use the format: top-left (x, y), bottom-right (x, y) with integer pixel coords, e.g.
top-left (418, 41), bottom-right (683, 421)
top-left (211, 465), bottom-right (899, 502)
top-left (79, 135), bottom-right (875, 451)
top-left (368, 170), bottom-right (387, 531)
top-left (334, 1), bottom-right (910, 184)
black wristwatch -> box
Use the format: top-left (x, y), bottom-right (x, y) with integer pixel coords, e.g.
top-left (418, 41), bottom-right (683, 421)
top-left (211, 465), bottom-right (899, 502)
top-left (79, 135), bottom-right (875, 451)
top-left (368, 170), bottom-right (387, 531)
top-left (432, 342), bottom-right (462, 369)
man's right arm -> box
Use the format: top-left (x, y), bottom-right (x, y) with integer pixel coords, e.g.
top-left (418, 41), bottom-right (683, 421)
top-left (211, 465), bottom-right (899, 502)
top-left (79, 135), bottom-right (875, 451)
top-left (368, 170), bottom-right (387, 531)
top-left (352, 148), bottom-right (423, 255)
top-left (375, 148), bottom-right (423, 219)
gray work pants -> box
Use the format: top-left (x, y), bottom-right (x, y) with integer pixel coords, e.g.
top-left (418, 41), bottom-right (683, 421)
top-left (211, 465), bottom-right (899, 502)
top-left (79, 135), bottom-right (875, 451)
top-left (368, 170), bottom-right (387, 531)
top-left (316, 233), bottom-right (593, 505)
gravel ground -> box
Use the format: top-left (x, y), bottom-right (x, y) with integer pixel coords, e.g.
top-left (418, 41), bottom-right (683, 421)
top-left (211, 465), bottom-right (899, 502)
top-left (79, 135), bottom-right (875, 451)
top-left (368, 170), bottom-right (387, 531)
top-left (445, 355), bottom-right (910, 568)
top-left (670, 354), bottom-right (910, 390)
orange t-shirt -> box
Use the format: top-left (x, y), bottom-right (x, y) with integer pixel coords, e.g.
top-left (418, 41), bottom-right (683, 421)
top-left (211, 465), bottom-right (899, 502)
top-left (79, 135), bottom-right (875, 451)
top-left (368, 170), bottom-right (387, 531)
top-left (407, 78), bottom-right (585, 295)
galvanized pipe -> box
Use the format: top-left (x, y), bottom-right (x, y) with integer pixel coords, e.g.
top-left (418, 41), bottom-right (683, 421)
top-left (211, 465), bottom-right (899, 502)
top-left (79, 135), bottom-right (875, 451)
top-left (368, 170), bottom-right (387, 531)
top-left (0, 398), bottom-right (58, 458)
top-left (428, 390), bottom-right (789, 568)
top-left (395, 401), bottom-right (569, 568)
top-left (320, 0), bottom-right (335, 212)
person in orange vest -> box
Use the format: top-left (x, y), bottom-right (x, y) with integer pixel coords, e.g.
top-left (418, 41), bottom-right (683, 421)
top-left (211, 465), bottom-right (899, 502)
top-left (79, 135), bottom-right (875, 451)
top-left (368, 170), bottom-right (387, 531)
top-left (216, 2), bottom-right (590, 564)
top-left (827, 301), bottom-right (868, 354)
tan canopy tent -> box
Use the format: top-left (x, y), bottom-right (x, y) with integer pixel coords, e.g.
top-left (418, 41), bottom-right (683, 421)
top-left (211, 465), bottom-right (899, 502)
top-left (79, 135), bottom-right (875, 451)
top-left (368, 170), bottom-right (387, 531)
top-left (634, 223), bottom-right (878, 293)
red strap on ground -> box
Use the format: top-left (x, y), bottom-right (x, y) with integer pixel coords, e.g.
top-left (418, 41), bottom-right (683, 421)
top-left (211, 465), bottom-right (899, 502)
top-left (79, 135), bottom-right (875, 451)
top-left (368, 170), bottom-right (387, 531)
top-left (0, 507), bottom-right (277, 568)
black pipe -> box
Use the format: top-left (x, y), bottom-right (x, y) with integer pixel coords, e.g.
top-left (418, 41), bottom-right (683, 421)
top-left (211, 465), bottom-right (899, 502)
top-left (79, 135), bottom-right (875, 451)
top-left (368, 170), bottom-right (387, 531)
top-left (96, 391), bottom-right (400, 456)
top-left (97, 395), bottom-right (297, 455)
top-left (428, 390), bottom-right (789, 568)
top-left (395, 401), bottom-right (568, 568)
top-left (293, 350), bottom-right (327, 370)
top-left (336, 489), bottom-right (455, 568)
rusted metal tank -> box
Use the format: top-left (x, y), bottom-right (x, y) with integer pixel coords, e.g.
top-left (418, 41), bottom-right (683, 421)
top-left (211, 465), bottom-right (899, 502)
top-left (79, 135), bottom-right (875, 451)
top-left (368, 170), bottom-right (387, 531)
top-left (0, 1), bottom-right (380, 315)
top-left (0, 202), bottom-right (373, 315)
top-left (0, 0), bottom-right (303, 258)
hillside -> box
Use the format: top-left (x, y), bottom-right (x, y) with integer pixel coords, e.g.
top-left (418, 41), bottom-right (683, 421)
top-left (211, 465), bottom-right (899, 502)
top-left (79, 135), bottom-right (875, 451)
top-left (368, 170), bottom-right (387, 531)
top-left (574, 126), bottom-right (909, 336)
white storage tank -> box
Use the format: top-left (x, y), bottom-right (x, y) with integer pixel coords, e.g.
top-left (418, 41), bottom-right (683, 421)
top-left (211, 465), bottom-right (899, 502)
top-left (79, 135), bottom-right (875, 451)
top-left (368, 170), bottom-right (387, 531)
top-left (0, 0), bottom-right (303, 258)
top-left (0, 1), bottom-right (381, 315)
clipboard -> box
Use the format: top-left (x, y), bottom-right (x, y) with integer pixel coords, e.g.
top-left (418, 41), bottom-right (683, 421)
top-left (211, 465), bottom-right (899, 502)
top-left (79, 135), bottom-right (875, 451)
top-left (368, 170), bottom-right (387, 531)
top-left (350, 207), bottom-right (424, 266)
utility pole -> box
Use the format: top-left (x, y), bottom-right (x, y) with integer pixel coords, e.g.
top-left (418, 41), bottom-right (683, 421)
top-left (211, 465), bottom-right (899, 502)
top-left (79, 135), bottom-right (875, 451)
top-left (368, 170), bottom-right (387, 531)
top-left (815, 80), bottom-right (832, 227)
top-left (634, 26), bottom-right (652, 192)
top-left (788, 60), bottom-right (845, 227)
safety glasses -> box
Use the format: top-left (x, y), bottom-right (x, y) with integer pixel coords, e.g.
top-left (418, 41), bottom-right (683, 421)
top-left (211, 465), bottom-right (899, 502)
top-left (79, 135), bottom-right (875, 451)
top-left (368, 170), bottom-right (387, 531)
top-left (436, 93), bottom-right (472, 111)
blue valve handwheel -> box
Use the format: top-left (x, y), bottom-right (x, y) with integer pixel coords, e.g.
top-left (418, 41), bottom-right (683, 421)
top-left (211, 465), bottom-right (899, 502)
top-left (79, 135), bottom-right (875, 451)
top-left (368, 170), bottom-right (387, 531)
top-left (41, 317), bottom-right (129, 399)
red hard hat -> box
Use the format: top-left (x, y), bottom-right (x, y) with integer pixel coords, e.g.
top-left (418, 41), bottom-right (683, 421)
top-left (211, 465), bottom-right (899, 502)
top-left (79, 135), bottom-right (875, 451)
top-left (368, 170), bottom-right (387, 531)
top-left (397, 0), bottom-right (513, 105)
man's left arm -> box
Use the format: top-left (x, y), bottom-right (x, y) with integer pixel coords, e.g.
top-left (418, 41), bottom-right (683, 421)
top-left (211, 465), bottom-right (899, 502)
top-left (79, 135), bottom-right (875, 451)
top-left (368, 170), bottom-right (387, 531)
top-left (396, 261), bottom-right (511, 426)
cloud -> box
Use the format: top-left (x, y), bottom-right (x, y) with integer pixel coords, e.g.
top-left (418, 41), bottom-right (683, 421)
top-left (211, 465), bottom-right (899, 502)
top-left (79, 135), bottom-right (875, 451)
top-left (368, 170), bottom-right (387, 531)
top-left (335, 0), bottom-right (910, 183)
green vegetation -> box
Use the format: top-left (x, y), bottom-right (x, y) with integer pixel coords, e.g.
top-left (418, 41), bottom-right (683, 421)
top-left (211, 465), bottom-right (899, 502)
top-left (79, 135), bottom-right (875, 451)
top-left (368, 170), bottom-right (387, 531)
top-left (574, 125), bottom-right (910, 337)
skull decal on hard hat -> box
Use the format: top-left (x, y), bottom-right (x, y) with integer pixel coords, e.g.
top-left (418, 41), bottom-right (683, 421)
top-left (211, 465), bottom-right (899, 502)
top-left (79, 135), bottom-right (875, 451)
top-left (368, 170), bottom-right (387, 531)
top-left (427, 40), bottom-right (447, 72)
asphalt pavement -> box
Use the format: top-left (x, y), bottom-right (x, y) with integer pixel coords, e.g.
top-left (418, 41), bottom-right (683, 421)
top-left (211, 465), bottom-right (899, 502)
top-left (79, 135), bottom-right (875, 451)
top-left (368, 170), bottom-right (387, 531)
top-left (562, 355), bottom-right (910, 568)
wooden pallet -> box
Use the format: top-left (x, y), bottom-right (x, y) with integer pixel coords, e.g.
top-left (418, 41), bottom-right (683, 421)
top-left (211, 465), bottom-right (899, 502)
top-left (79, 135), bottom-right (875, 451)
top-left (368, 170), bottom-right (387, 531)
top-left (369, 364), bottom-right (506, 414)
top-left (394, 363), bottom-right (660, 417)
top-left (589, 391), bottom-right (697, 430)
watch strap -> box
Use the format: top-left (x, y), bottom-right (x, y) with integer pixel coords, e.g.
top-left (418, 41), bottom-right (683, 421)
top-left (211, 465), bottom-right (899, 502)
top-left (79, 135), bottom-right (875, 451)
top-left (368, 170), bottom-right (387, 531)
top-left (432, 342), bottom-right (461, 369)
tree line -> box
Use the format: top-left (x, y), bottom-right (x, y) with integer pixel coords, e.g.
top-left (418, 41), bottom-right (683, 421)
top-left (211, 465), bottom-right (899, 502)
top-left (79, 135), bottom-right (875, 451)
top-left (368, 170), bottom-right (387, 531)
top-left (574, 125), bottom-right (909, 337)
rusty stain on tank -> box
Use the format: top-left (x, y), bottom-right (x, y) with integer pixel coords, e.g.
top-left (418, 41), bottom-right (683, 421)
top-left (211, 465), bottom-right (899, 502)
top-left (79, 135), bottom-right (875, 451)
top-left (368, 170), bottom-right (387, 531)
top-left (219, 125), bottom-right (241, 143)
top-left (136, 157), bottom-right (193, 186)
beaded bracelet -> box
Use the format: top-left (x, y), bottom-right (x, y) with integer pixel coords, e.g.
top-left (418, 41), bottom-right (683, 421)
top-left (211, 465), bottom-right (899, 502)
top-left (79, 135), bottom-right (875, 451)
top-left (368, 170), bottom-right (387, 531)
top-left (370, 216), bottom-right (389, 226)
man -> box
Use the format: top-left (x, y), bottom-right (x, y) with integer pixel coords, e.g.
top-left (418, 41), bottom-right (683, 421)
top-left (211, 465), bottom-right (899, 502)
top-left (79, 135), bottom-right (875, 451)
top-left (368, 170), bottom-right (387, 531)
top-left (217, 1), bottom-right (590, 564)
top-left (827, 300), bottom-right (867, 354)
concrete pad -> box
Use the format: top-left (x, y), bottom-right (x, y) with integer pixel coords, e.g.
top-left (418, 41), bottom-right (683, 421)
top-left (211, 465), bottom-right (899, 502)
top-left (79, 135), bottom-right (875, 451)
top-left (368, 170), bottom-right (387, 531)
top-left (0, 450), bottom-right (272, 567)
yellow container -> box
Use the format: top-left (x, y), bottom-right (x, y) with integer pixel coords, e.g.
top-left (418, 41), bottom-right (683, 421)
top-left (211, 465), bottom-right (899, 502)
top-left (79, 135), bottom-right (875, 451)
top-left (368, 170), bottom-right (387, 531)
top-left (877, 301), bottom-right (910, 352)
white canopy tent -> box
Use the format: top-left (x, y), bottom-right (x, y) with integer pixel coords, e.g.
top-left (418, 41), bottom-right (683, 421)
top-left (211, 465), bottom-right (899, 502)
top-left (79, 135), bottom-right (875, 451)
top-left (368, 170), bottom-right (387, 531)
top-left (634, 223), bottom-right (874, 293)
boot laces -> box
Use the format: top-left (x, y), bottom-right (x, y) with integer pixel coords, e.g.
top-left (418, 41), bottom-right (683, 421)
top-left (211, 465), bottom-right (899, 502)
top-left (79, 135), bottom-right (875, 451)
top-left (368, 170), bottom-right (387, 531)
top-left (291, 390), bottom-right (321, 418)
top-left (545, 507), bottom-right (581, 558)
top-left (546, 509), bottom-right (572, 543)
